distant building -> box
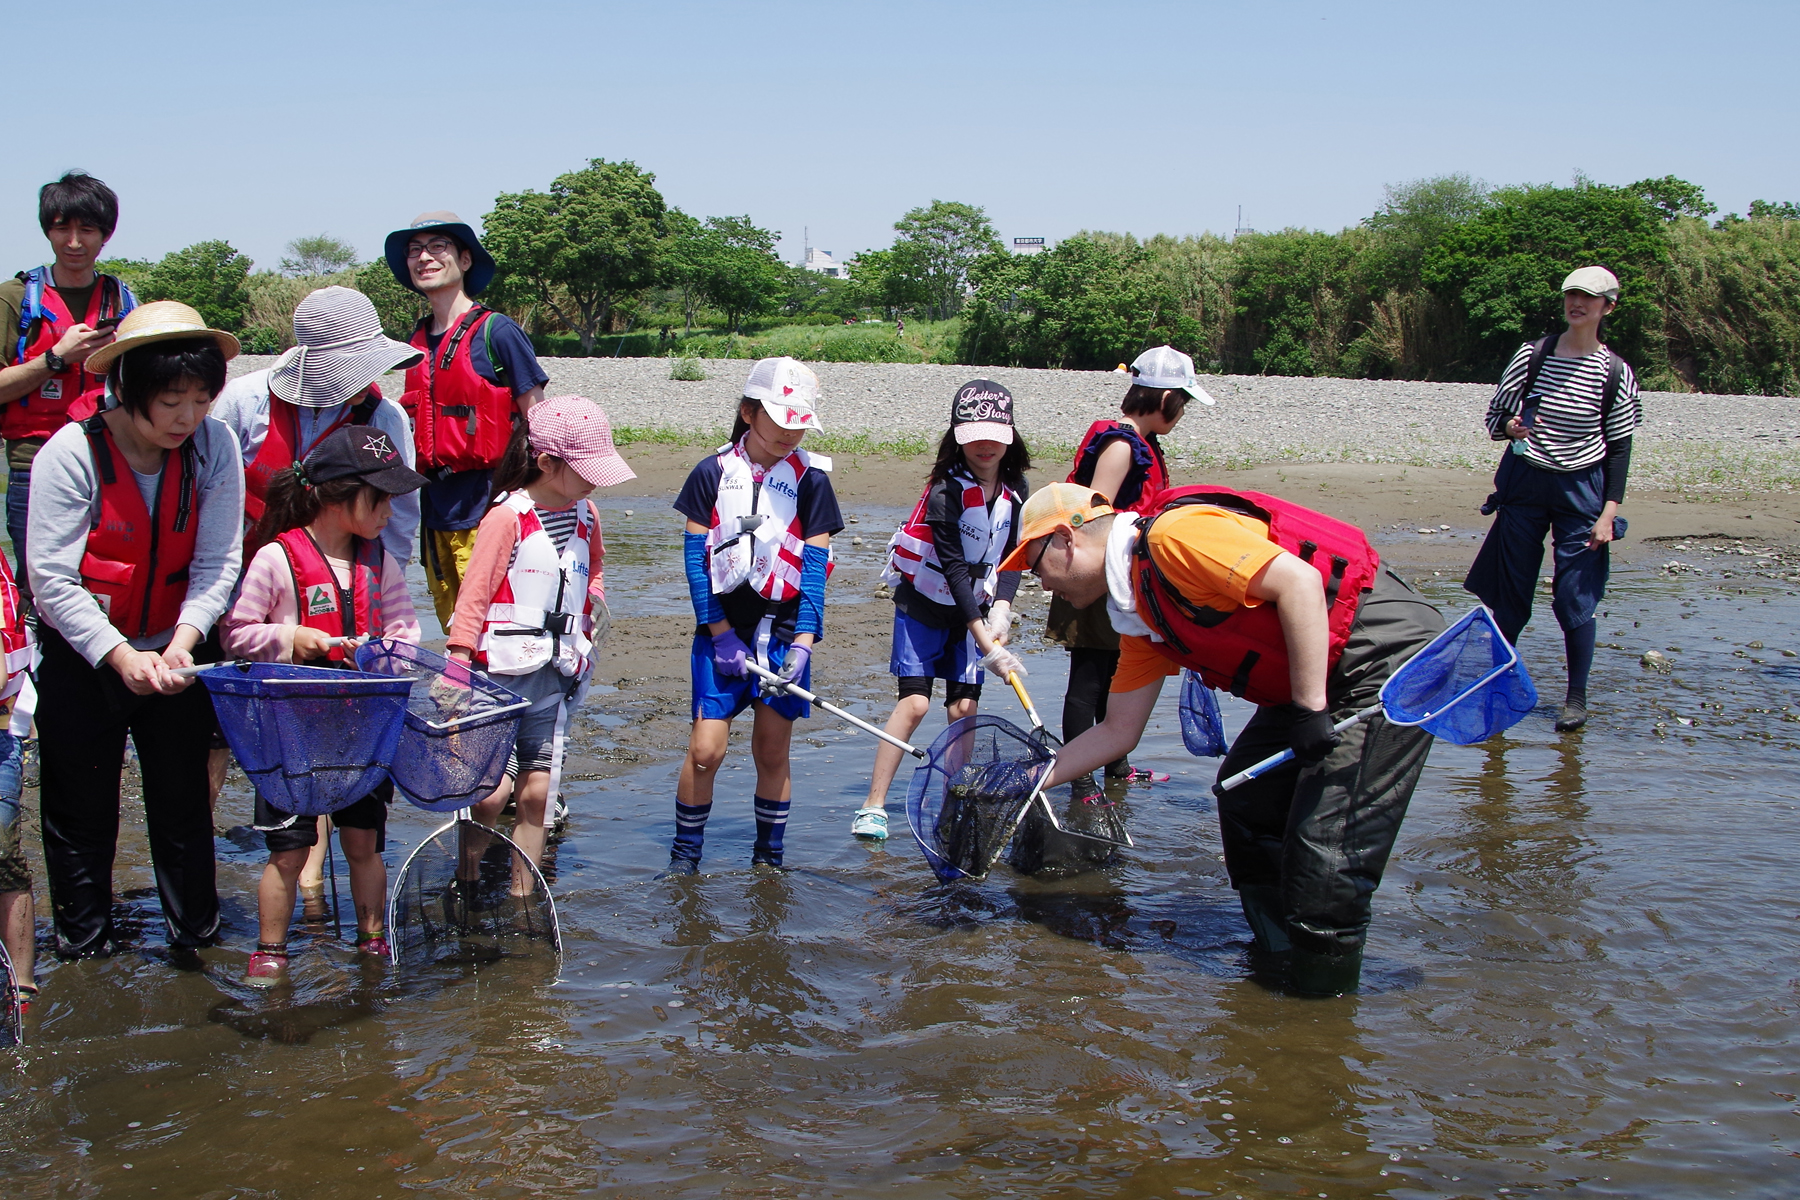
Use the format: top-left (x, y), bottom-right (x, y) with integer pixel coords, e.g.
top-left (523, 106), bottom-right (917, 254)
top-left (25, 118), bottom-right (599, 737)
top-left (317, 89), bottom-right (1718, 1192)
top-left (1012, 237), bottom-right (1047, 256)
top-left (801, 248), bottom-right (851, 278)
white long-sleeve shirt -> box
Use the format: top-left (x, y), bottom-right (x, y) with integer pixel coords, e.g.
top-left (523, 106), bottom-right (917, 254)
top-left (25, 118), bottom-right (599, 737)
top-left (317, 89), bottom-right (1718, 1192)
top-left (212, 368), bottom-right (419, 567)
top-left (28, 416), bottom-right (244, 665)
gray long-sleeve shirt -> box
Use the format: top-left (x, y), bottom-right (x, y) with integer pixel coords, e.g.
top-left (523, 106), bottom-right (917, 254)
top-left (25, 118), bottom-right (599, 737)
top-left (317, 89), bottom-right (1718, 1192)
top-left (212, 368), bottom-right (419, 566)
top-left (28, 415), bottom-right (244, 666)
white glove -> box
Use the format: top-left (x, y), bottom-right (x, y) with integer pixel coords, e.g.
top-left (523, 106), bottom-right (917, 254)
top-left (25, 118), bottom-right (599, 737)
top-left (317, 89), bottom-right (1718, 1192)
top-left (978, 646), bottom-right (1027, 681)
top-left (983, 601), bottom-right (1012, 646)
top-left (590, 596), bottom-right (612, 647)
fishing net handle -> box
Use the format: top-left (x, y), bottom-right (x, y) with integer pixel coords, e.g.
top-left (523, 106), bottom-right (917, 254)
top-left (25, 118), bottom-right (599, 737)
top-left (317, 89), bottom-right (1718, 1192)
top-left (172, 638), bottom-right (357, 678)
top-left (1213, 703), bottom-right (1381, 795)
top-left (743, 660), bottom-right (923, 759)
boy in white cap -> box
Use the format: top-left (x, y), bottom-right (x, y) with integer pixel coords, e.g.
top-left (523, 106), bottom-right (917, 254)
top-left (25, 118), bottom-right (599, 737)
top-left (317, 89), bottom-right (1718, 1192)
top-left (662, 357), bottom-right (842, 875)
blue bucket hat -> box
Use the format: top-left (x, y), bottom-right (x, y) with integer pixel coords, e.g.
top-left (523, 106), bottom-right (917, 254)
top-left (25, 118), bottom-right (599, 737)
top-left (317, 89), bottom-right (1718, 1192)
top-left (383, 210), bottom-right (497, 298)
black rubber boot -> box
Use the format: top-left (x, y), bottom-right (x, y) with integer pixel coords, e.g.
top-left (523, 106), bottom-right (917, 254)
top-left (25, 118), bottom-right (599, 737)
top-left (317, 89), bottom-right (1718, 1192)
top-left (1554, 692), bottom-right (1589, 732)
top-left (1238, 885), bottom-right (1293, 955)
top-left (1287, 947), bottom-right (1364, 997)
top-left (655, 857), bottom-right (699, 880)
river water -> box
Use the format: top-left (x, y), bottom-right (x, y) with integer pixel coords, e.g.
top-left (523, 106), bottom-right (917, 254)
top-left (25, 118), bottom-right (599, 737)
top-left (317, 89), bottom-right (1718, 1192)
top-left (3, 525), bottom-right (1798, 1198)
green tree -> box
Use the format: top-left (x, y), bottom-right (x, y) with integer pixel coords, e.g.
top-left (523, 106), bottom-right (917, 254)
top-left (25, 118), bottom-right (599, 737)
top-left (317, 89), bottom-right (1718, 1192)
top-left (890, 200), bottom-right (1002, 320)
top-left (1227, 229), bottom-right (1364, 376)
top-left (1362, 173), bottom-right (1491, 290)
top-left (96, 257), bottom-right (155, 296)
top-left (353, 261), bottom-right (427, 341)
top-left (279, 233), bottom-right (359, 277)
top-left (1423, 182), bottom-right (1668, 379)
top-left (1630, 176), bottom-right (1716, 221)
top-left (1654, 215), bottom-right (1800, 394)
top-left (484, 158), bottom-right (667, 355)
top-left (844, 247), bottom-right (928, 316)
top-left (779, 264), bottom-right (858, 319)
top-left (1748, 199), bottom-right (1800, 221)
top-left (661, 210), bottom-right (712, 335)
top-left (699, 214), bottom-right (784, 334)
top-left (138, 240), bottom-right (254, 332)
top-left (959, 235), bottom-right (1201, 369)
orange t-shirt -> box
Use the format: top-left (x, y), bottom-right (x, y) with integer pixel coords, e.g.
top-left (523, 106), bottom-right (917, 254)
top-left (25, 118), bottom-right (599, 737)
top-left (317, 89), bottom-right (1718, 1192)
top-left (1110, 506), bottom-right (1284, 693)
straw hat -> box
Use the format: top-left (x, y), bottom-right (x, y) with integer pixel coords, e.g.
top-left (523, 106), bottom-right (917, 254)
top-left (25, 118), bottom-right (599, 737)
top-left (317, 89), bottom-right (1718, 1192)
top-left (86, 300), bottom-right (240, 374)
top-left (269, 286), bottom-right (422, 408)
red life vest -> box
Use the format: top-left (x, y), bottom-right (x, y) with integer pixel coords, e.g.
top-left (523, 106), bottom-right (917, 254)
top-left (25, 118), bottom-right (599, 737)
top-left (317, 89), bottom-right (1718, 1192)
top-left (274, 528), bottom-right (384, 663)
top-left (400, 305), bottom-right (516, 473)
top-left (6, 269), bottom-right (133, 441)
top-left (78, 415), bottom-right (199, 641)
top-left (1129, 486), bottom-right (1380, 706)
top-left (242, 388), bottom-right (384, 536)
top-left (1068, 419), bottom-right (1168, 515)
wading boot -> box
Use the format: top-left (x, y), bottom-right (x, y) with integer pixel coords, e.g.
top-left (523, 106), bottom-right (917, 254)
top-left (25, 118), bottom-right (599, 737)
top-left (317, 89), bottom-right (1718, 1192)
top-left (1554, 691), bottom-right (1588, 732)
top-left (1238, 884), bottom-right (1293, 955)
top-left (655, 856), bottom-right (699, 880)
top-left (1287, 947), bottom-right (1363, 997)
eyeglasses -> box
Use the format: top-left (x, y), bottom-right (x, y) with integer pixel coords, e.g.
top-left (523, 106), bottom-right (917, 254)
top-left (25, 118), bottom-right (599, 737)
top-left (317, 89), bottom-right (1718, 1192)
top-left (1029, 531), bottom-right (1061, 573)
top-left (405, 237), bottom-right (460, 261)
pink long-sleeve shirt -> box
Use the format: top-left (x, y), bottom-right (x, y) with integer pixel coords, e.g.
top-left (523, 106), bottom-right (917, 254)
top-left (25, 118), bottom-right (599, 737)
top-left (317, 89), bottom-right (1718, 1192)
top-left (446, 501), bottom-right (606, 657)
top-left (221, 538), bottom-right (421, 663)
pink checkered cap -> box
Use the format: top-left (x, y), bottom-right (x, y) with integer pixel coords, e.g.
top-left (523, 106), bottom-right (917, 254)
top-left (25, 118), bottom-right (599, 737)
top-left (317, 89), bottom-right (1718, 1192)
top-left (526, 396), bottom-right (638, 488)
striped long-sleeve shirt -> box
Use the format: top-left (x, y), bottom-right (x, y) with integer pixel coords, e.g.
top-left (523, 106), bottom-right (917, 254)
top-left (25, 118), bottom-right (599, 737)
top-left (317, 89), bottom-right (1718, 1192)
top-left (1484, 341), bottom-right (1642, 472)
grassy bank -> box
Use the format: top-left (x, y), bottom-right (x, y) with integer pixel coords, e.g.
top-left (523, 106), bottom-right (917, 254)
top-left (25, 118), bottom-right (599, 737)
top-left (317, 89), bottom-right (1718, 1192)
top-left (538, 319), bottom-right (962, 364)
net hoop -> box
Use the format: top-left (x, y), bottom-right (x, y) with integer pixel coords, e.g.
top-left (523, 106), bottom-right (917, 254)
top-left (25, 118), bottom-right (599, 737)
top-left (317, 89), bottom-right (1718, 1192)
top-left (1376, 605), bottom-right (1538, 744)
top-left (906, 714), bottom-right (1056, 883)
top-left (386, 816), bottom-right (562, 973)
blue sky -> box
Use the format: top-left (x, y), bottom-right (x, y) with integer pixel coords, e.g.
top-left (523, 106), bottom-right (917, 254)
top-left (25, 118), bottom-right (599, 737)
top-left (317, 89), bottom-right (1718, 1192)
top-left (5, 0), bottom-right (1794, 274)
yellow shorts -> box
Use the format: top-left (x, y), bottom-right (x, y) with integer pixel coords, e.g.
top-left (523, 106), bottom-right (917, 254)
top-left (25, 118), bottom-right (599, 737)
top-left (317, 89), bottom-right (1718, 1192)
top-left (423, 527), bottom-right (480, 630)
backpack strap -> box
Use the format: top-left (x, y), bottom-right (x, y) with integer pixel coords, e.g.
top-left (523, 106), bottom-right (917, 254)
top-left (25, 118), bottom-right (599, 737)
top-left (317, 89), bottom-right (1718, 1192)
top-left (1600, 350), bottom-right (1624, 432)
top-left (350, 389), bottom-right (382, 424)
top-left (1515, 333), bottom-right (1558, 411)
top-left (15, 267), bottom-right (47, 364)
top-left (481, 313), bottom-right (510, 390)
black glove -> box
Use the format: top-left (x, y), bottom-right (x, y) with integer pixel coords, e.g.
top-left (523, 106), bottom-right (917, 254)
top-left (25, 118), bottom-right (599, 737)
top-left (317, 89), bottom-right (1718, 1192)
top-left (1288, 706), bottom-right (1341, 767)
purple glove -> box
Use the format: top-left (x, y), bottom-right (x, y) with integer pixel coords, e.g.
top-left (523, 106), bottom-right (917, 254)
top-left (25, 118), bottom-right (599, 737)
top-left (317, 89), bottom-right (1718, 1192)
top-left (776, 643), bottom-right (811, 688)
top-left (711, 629), bottom-right (750, 679)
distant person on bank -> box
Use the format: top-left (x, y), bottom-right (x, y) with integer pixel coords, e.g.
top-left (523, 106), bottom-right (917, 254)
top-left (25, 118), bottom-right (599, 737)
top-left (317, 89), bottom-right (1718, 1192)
top-left (0, 172), bottom-right (138, 594)
top-left (1464, 266), bottom-right (1642, 733)
top-left (383, 212), bottom-right (546, 628)
top-left (28, 302), bottom-right (243, 960)
top-left (1000, 482), bottom-right (1445, 996)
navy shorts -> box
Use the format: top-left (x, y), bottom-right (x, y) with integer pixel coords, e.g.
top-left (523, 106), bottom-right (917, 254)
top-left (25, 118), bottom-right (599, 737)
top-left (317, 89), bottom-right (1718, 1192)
top-left (690, 634), bottom-right (811, 722)
top-left (888, 609), bottom-right (982, 685)
top-left (256, 780), bottom-right (392, 855)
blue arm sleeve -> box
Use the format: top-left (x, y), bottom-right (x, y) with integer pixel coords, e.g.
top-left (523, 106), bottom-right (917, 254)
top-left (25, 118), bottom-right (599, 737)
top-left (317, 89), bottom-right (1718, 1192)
top-left (685, 532), bottom-right (723, 625)
top-left (796, 543), bottom-right (830, 638)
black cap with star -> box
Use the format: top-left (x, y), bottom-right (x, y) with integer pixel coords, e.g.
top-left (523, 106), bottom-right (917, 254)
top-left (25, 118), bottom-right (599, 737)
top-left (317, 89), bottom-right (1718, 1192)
top-left (301, 424), bottom-right (428, 495)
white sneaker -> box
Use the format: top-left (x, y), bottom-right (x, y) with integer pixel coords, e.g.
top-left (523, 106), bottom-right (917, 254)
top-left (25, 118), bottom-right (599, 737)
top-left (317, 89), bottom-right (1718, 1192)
top-left (850, 809), bottom-right (889, 840)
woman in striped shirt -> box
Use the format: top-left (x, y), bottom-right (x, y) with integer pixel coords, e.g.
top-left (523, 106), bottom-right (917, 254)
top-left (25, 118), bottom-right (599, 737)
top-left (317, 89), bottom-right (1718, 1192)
top-left (1464, 266), bottom-right (1642, 732)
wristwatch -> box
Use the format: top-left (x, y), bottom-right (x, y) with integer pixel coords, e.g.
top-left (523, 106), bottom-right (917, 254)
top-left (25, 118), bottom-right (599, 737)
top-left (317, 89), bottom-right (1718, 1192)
top-left (43, 350), bottom-right (66, 373)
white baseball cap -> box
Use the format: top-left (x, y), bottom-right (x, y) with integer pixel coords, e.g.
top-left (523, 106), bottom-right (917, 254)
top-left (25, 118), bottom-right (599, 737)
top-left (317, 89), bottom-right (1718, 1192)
top-left (1128, 345), bottom-right (1216, 406)
top-left (743, 356), bottom-right (823, 431)
top-left (1561, 266), bottom-right (1621, 301)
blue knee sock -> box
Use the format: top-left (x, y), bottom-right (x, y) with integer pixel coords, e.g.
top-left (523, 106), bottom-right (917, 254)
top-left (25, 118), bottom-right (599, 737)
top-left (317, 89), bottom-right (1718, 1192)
top-left (1563, 620), bottom-right (1597, 701)
top-left (673, 800), bottom-right (711, 862)
top-left (753, 795), bottom-right (790, 863)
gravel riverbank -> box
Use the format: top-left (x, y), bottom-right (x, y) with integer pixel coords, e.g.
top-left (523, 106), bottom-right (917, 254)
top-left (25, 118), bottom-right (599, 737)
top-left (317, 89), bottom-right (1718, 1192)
top-left (229, 355), bottom-right (1800, 491)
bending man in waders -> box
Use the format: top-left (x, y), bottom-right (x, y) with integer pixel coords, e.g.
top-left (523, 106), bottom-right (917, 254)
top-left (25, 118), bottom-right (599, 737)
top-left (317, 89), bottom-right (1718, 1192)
top-left (999, 482), bottom-right (1445, 995)
top-left (383, 212), bottom-right (546, 628)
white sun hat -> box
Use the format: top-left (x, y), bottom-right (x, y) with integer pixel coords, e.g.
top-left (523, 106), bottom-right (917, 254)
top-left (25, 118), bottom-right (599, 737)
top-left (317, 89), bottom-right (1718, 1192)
top-left (1128, 344), bottom-right (1216, 406)
top-left (743, 356), bottom-right (823, 431)
top-left (269, 286), bottom-right (423, 408)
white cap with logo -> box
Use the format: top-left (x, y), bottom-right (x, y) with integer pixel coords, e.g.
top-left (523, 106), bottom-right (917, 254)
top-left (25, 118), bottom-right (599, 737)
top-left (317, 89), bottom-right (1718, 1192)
top-left (1129, 344), bottom-right (1216, 406)
top-left (1561, 265), bottom-right (1621, 301)
top-left (743, 356), bottom-right (823, 431)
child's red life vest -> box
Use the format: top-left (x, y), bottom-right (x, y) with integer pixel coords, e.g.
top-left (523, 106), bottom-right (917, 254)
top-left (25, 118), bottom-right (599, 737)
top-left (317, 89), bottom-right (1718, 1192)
top-left (0, 550), bottom-right (31, 702)
top-left (400, 305), bottom-right (515, 473)
top-left (1129, 485), bottom-right (1380, 706)
top-left (1068, 419), bottom-right (1168, 515)
top-left (242, 388), bottom-right (384, 535)
top-left (274, 528), bottom-right (384, 663)
top-left (78, 415), bottom-right (199, 641)
top-left (6, 268), bottom-right (134, 441)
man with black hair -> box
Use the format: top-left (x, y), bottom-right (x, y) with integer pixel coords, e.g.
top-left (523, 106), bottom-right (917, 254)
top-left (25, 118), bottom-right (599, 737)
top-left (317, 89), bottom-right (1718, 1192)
top-left (382, 212), bottom-right (546, 626)
top-left (0, 171), bottom-right (137, 590)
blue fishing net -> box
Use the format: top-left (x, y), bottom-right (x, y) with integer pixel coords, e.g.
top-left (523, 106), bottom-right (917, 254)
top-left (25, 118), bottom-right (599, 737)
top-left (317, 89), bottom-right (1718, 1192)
top-left (1380, 606), bottom-right (1538, 745)
top-left (200, 663), bottom-right (411, 817)
top-left (906, 715), bottom-right (1054, 882)
top-left (354, 640), bottom-right (529, 813)
top-left (1179, 670), bottom-right (1227, 756)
